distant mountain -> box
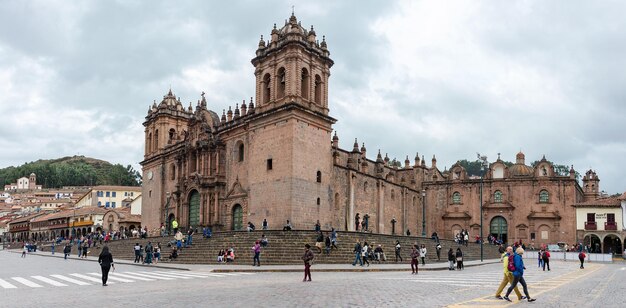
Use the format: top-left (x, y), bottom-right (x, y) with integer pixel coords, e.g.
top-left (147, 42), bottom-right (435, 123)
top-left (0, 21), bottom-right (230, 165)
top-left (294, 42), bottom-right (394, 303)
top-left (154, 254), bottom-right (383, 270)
top-left (0, 156), bottom-right (141, 188)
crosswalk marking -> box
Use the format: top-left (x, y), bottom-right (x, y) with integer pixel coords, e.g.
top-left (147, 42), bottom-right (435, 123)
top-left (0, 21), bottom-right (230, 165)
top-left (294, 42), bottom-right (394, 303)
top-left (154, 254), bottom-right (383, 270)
top-left (70, 273), bottom-right (113, 284)
top-left (109, 272), bottom-right (155, 281)
top-left (50, 274), bottom-right (91, 286)
top-left (86, 273), bottom-right (134, 283)
top-left (137, 271), bottom-right (192, 279)
top-left (156, 271), bottom-right (211, 278)
top-left (11, 277), bottom-right (43, 288)
top-left (0, 278), bottom-right (17, 289)
top-left (31, 276), bottom-right (67, 287)
top-left (123, 271), bottom-right (174, 280)
top-left (0, 271), bottom-right (253, 290)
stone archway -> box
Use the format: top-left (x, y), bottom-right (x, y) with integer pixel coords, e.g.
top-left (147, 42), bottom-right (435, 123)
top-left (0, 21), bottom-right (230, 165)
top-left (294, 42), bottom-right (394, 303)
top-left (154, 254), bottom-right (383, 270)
top-left (188, 190), bottom-right (200, 228)
top-left (490, 216), bottom-right (508, 244)
top-left (602, 234), bottom-right (623, 254)
top-left (584, 234), bottom-right (602, 253)
top-left (232, 204), bottom-right (243, 231)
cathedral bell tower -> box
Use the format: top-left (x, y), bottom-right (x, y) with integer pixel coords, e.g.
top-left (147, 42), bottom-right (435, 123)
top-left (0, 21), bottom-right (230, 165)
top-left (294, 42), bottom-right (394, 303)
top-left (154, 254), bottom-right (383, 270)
top-left (582, 169), bottom-right (600, 201)
top-left (251, 12), bottom-right (333, 115)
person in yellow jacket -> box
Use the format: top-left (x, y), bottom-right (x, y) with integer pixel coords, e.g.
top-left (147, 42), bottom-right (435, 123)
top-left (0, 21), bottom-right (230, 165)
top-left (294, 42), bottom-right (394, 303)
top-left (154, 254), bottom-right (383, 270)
top-left (171, 219), bottom-right (178, 234)
top-left (495, 246), bottom-right (523, 300)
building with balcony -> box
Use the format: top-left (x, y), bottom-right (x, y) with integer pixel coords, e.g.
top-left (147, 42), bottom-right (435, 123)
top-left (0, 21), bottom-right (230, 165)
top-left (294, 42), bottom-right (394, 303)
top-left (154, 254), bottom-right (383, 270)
top-left (74, 186), bottom-right (141, 209)
top-left (574, 193), bottom-right (626, 254)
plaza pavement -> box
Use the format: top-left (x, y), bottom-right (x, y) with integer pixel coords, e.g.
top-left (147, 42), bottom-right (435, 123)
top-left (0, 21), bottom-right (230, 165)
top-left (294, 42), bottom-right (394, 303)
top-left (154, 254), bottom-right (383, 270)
top-left (1, 250), bottom-right (624, 307)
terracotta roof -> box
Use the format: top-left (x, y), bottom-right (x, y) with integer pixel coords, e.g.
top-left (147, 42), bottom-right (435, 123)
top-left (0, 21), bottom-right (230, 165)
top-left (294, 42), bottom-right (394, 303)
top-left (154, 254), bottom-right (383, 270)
top-left (618, 192), bottom-right (626, 200)
top-left (91, 186), bottom-right (142, 192)
top-left (573, 197), bottom-right (622, 208)
top-left (8, 212), bottom-right (46, 224)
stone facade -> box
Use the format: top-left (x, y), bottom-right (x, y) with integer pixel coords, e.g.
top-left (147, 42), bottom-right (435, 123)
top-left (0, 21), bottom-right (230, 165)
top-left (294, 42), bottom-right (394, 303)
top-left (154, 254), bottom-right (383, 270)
top-left (140, 14), bottom-right (595, 245)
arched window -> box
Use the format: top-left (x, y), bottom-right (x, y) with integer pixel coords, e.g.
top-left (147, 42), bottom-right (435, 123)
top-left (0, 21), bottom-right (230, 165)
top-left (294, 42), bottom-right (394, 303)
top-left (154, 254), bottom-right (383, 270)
top-left (238, 143), bottom-right (245, 162)
top-left (314, 75), bottom-right (322, 104)
top-left (452, 192), bottom-right (461, 204)
top-left (301, 68), bottom-right (309, 99)
top-left (316, 197), bottom-right (320, 205)
top-left (277, 67), bottom-right (286, 98)
top-left (263, 73), bottom-right (271, 104)
top-left (147, 133), bottom-right (152, 153)
top-left (539, 190), bottom-right (549, 203)
top-left (170, 163), bottom-right (176, 180)
top-left (494, 190), bottom-right (503, 203)
top-left (316, 171), bottom-right (321, 183)
top-left (168, 128), bottom-right (175, 141)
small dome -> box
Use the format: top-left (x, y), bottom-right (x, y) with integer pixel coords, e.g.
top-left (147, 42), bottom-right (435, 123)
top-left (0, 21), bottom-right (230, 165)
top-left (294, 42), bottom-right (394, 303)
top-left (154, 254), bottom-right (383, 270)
top-left (509, 164), bottom-right (534, 177)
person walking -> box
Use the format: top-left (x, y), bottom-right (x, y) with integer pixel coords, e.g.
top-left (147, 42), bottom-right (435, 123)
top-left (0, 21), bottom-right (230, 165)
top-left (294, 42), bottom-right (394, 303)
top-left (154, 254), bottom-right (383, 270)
top-left (542, 249), bottom-right (551, 271)
top-left (420, 244), bottom-right (427, 265)
top-left (579, 251), bottom-right (586, 269)
top-left (362, 242), bottom-right (370, 267)
top-left (395, 241), bottom-right (403, 262)
top-left (355, 213), bottom-right (360, 231)
top-left (456, 248), bottom-right (464, 270)
top-left (436, 243), bottom-right (442, 261)
top-left (171, 219), bottom-right (178, 234)
top-left (175, 230), bottom-right (183, 249)
top-left (538, 249), bottom-right (544, 268)
top-left (503, 247), bottom-right (536, 302)
top-left (77, 240), bottom-right (82, 258)
top-left (330, 228), bottom-right (338, 249)
top-left (51, 242), bottom-right (55, 255)
top-left (301, 244), bottom-right (314, 282)
top-left (262, 218), bottom-right (268, 230)
top-left (495, 246), bottom-right (523, 300)
top-left (410, 245), bottom-right (419, 274)
top-left (447, 248), bottom-right (455, 270)
top-left (63, 244), bottom-right (71, 260)
top-left (133, 243), bottom-right (141, 263)
top-left (252, 240), bottom-right (261, 266)
top-left (98, 246), bottom-right (114, 286)
top-left (145, 242), bottom-right (154, 264)
top-left (315, 231), bottom-right (324, 254)
top-left (21, 244), bottom-right (27, 258)
top-left (352, 240), bottom-right (363, 266)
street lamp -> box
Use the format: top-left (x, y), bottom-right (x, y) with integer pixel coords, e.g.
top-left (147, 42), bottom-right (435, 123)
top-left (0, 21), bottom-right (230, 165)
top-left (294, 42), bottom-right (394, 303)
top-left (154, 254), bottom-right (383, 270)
top-left (477, 153), bottom-right (489, 262)
top-left (421, 189), bottom-right (426, 237)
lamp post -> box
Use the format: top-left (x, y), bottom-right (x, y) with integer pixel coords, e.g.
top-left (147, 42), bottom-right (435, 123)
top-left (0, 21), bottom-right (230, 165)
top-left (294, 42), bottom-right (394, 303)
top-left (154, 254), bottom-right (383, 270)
top-left (421, 189), bottom-right (426, 237)
top-left (477, 153), bottom-right (489, 262)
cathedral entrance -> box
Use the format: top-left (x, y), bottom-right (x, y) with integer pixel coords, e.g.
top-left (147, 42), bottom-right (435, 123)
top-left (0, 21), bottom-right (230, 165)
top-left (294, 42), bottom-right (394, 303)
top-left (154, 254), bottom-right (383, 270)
top-left (490, 216), bottom-right (508, 244)
top-left (232, 204), bottom-right (243, 231)
top-left (188, 190), bottom-right (200, 228)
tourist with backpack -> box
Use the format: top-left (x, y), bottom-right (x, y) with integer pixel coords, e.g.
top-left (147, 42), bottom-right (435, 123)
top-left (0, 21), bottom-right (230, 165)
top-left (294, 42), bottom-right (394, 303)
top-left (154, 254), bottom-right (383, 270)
top-left (252, 240), bottom-right (261, 266)
top-left (503, 247), bottom-right (536, 302)
top-left (495, 246), bottom-right (522, 300)
top-left (542, 249), bottom-right (551, 271)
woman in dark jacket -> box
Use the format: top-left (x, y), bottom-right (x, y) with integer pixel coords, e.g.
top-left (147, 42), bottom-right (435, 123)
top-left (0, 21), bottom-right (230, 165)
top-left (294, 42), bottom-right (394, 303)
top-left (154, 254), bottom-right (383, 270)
top-left (447, 248), bottom-right (455, 270)
top-left (455, 248), bottom-right (464, 270)
top-left (98, 246), bottom-right (114, 286)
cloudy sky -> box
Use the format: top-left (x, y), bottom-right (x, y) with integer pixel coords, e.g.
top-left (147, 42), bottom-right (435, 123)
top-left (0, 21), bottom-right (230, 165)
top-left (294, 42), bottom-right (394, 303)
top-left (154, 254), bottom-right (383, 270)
top-left (1, 1), bottom-right (624, 193)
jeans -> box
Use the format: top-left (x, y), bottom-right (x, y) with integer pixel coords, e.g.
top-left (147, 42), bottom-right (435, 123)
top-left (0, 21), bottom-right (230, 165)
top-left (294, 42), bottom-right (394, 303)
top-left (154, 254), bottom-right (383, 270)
top-left (352, 252), bottom-right (363, 266)
top-left (303, 263), bottom-right (311, 281)
top-left (579, 257), bottom-right (584, 268)
top-left (101, 265), bottom-right (110, 285)
top-left (506, 275), bottom-right (530, 299)
top-left (542, 259), bottom-right (550, 271)
top-left (253, 252), bottom-right (260, 266)
top-left (496, 272), bottom-right (521, 298)
top-left (538, 259), bottom-right (543, 268)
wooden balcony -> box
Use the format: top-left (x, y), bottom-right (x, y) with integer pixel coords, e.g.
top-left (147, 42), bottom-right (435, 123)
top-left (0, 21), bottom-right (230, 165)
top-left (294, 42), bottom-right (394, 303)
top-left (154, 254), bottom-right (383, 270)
top-left (604, 222), bottom-right (617, 231)
top-left (584, 221), bottom-right (597, 230)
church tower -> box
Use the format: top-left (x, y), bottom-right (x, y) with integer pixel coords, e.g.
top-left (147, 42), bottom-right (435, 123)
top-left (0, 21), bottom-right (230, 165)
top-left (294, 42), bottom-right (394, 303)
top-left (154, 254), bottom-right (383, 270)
top-left (582, 169), bottom-right (600, 201)
top-left (236, 13), bottom-right (336, 229)
top-left (252, 12), bottom-right (333, 115)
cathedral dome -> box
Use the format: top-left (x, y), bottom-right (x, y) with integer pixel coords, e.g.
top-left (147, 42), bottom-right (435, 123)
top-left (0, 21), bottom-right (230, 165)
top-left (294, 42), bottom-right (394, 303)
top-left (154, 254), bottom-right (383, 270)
top-left (509, 164), bottom-right (534, 177)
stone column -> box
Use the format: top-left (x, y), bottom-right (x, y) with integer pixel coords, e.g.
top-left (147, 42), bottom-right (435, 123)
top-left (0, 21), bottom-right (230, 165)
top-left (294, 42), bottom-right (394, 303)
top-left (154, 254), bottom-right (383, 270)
top-left (402, 188), bottom-right (406, 235)
top-left (213, 191), bottom-right (219, 225)
top-left (348, 172), bottom-right (355, 231)
top-left (378, 181), bottom-right (385, 234)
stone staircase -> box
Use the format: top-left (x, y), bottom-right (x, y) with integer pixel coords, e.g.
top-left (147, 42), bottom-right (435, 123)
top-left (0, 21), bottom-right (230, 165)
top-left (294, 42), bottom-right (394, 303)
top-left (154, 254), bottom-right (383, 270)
top-left (102, 230), bottom-right (501, 265)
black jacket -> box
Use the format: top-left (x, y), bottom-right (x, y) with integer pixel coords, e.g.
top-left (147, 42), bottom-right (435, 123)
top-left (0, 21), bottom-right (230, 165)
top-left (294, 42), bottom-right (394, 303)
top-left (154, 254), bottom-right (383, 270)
top-left (98, 252), bottom-right (114, 267)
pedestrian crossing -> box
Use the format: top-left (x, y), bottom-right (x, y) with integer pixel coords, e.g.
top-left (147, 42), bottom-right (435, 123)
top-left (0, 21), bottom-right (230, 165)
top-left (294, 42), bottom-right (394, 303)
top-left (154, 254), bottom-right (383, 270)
top-left (378, 270), bottom-right (551, 288)
top-left (0, 271), bottom-right (254, 290)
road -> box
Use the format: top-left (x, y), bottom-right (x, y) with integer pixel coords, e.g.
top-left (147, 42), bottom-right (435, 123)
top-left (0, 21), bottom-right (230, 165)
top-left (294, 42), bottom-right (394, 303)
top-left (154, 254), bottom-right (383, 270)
top-left (0, 250), bottom-right (623, 307)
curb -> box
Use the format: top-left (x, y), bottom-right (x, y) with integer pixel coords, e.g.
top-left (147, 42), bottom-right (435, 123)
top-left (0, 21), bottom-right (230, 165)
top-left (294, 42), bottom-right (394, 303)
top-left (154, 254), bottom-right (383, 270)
top-left (4, 250), bottom-right (191, 271)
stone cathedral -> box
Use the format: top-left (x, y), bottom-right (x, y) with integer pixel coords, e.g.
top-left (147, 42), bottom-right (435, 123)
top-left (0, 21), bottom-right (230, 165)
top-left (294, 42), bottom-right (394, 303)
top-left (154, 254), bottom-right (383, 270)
top-left (141, 14), bottom-right (598, 246)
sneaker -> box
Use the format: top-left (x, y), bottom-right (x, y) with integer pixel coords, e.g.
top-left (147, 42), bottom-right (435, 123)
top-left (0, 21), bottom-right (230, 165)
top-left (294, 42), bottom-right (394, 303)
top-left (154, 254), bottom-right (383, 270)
top-left (528, 298), bottom-right (536, 302)
top-left (521, 296), bottom-right (527, 300)
top-left (503, 296), bottom-right (512, 302)
top-left (495, 296), bottom-right (503, 300)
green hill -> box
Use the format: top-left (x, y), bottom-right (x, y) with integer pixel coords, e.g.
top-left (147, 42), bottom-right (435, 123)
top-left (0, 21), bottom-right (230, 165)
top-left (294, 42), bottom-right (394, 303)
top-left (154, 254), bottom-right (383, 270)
top-left (0, 156), bottom-right (141, 188)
